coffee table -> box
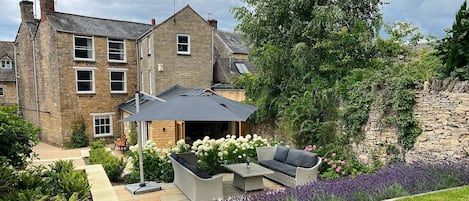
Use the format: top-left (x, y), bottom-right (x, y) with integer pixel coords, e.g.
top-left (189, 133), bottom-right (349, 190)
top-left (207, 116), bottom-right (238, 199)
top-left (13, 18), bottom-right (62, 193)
top-left (224, 163), bottom-right (274, 192)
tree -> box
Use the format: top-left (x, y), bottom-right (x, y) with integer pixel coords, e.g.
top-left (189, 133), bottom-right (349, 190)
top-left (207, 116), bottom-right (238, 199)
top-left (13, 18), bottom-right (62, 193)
top-left (437, 0), bottom-right (469, 80)
top-left (0, 106), bottom-right (41, 169)
top-left (232, 0), bottom-right (383, 146)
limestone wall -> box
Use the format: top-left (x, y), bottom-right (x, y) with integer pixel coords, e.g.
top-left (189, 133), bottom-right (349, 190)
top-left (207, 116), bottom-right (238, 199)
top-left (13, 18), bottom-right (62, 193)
top-left (354, 80), bottom-right (469, 165)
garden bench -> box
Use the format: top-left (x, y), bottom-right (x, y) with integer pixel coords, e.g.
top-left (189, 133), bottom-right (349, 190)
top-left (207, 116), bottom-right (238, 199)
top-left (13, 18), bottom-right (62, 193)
top-left (114, 135), bottom-right (127, 152)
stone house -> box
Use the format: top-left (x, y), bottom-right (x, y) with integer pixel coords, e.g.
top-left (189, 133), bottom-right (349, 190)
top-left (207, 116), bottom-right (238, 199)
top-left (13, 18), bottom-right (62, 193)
top-left (117, 6), bottom-right (254, 148)
top-left (0, 41), bottom-right (17, 105)
top-left (212, 29), bottom-right (255, 102)
top-left (15, 0), bottom-right (151, 146)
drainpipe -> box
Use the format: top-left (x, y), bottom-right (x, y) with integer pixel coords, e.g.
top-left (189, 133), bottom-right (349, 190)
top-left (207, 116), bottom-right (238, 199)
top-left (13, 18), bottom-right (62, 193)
top-left (136, 41), bottom-right (140, 91)
top-left (211, 27), bottom-right (214, 85)
top-left (14, 43), bottom-right (19, 106)
top-left (32, 37), bottom-right (40, 126)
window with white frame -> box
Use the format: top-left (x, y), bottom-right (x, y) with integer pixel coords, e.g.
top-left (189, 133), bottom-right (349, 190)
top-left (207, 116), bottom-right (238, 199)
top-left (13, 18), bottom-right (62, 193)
top-left (0, 87), bottom-right (4, 96)
top-left (108, 38), bottom-right (126, 62)
top-left (108, 68), bottom-right (127, 93)
top-left (147, 36), bottom-right (152, 56)
top-left (92, 113), bottom-right (113, 137)
top-left (176, 34), bottom-right (190, 55)
top-left (74, 35), bottom-right (94, 61)
top-left (234, 62), bottom-right (250, 74)
top-left (74, 67), bottom-right (96, 93)
top-left (1, 57), bottom-right (12, 69)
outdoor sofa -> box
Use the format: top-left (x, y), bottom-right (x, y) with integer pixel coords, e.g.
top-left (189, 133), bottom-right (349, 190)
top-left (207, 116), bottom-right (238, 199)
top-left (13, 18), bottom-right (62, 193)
top-left (256, 145), bottom-right (322, 187)
top-left (169, 153), bottom-right (223, 201)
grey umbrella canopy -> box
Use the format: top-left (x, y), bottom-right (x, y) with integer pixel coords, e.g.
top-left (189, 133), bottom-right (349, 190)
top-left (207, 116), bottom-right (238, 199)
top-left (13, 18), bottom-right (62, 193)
top-left (120, 94), bottom-right (257, 122)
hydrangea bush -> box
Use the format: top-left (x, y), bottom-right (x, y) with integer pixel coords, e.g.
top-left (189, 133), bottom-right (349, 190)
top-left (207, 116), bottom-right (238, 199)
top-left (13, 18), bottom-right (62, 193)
top-left (125, 134), bottom-right (271, 181)
top-left (191, 134), bottom-right (270, 175)
top-left (225, 162), bottom-right (469, 201)
top-left (126, 140), bottom-right (174, 183)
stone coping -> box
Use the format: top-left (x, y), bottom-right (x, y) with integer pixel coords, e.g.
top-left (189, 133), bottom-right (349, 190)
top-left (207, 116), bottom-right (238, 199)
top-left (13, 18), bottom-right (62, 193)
top-left (76, 164), bottom-right (119, 201)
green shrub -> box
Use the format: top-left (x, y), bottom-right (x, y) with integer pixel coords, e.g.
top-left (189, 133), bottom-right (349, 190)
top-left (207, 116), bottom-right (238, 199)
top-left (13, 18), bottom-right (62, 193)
top-left (89, 147), bottom-right (125, 182)
top-left (70, 117), bottom-right (89, 148)
top-left (126, 141), bottom-right (173, 183)
top-left (0, 160), bottom-right (90, 201)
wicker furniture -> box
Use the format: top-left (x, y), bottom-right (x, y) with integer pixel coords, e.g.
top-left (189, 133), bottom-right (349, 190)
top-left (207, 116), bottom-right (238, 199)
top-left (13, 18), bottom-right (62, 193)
top-left (169, 154), bottom-right (223, 201)
top-left (256, 145), bottom-right (322, 187)
top-left (224, 163), bottom-right (274, 192)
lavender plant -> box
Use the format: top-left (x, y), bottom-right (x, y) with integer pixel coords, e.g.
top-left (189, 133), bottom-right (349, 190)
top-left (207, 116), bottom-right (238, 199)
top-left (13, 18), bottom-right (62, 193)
top-left (226, 162), bottom-right (469, 201)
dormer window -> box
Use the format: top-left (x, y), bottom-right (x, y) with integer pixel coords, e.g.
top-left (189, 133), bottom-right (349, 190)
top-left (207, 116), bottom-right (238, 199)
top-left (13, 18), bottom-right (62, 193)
top-left (108, 38), bottom-right (126, 62)
top-left (177, 34), bottom-right (190, 55)
top-left (1, 57), bottom-right (12, 69)
top-left (74, 35), bottom-right (94, 61)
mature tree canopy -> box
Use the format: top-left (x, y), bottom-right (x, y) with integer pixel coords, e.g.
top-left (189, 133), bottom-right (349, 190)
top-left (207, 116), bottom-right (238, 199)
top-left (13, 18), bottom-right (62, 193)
top-left (437, 0), bottom-right (469, 80)
top-left (232, 0), bottom-right (384, 145)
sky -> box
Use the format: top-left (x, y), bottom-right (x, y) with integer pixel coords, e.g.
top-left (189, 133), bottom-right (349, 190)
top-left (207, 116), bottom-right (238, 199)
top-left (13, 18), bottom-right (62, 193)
top-left (0, 0), bottom-right (466, 41)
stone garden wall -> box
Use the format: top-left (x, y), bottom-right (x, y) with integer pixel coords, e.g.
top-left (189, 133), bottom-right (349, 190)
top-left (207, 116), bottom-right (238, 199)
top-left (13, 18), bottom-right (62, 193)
top-left (354, 80), bottom-right (469, 165)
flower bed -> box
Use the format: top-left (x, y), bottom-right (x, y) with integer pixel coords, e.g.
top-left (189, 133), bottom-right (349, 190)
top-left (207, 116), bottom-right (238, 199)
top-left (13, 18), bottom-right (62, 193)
top-left (225, 162), bottom-right (469, 201)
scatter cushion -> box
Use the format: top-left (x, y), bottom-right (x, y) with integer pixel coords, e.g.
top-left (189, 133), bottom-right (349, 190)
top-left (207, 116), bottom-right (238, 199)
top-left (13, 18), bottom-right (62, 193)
top-left (286, 149), bottom-right (318, 168)
top-left (170, 153), bottom-right (180, 161)
top-left (274, 145), bottom-right (290, 162)
top-left (259, 160), bottom-right (296, 177)
top-left (178, 156), bottom-right (212, 179)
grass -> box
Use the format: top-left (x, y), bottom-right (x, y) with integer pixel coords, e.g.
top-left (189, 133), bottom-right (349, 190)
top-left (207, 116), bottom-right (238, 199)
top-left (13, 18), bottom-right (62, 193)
top-left (397, 186), bottom-right (469, 201)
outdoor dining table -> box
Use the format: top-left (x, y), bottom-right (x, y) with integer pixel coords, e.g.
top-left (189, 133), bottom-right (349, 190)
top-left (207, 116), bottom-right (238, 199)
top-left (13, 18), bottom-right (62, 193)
top-left (224, 163), bottom-right (274, 192)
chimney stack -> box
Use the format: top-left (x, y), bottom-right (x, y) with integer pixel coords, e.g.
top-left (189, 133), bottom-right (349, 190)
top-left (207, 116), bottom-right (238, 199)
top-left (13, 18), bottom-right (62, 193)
top-left (207, 19), bottom-right (218, 29)
top-left (19, 1), bottom-right (34, 23)
top-left (151, 18), bottom-right (156, 27)
top-left (40, 0), bottom-right (55, 22)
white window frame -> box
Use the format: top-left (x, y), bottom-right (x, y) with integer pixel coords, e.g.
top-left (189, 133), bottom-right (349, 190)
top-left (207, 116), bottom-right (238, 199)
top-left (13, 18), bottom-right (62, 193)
top-left (91, 113), bottom-right (114, 137)
top-left (0, 87), bottom-right (4, 96)
top-left (1, 57), bottom-right (12, 69)
top-left (176, 34), bottom-right (190, 55)
top-left (147, 36), bottom-right (152, 56)
top-left (108, 38), bottom-right (126, 63)
top-left (74, 35), bottom-right (95, 61)
top-left (234, 62), bottom-right (250, 74)
top-left (108, 68), bottom-right (128, 93)
top-left (74, 67), bottom-right (96, 94)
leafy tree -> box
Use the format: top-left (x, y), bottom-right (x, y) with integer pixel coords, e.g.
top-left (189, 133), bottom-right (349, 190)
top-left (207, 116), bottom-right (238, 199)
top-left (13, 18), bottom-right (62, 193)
top-left (437, 0), bottom-right (469, 80)
top-left (0, 106), bottom-right (41, 169)
top-left (232, 0), bottom-right (383, 146)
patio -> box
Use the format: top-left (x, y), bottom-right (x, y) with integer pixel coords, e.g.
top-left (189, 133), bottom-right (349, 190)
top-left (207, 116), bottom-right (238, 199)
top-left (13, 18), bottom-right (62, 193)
top-left (31, 142), bottom-right (283, 201)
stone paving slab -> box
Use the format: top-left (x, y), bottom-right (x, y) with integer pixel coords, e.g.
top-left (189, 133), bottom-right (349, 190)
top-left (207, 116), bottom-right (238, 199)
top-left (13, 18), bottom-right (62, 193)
top-left (32, 142), bottom-right (284, 201)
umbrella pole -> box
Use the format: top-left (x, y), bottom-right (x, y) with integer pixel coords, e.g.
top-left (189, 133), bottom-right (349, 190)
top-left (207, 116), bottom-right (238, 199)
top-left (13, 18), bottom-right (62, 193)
top-left (137, 92), bottom-right (145, 186)
top-left (125, 92), bottom-right (161, 194)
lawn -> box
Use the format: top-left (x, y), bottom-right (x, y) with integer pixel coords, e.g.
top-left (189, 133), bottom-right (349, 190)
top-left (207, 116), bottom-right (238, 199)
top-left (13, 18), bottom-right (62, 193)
top-left (397, 186), bottom-right (469, 201)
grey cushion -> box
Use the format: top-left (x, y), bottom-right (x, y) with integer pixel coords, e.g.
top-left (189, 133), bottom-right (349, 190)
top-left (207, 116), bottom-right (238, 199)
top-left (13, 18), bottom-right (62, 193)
top-left (274, 145), bottom-right (290, 162)
top-left (259, 160), bottom-right (297, 177)
top-left (177, 155), bottom-right (212, 179)
top-left (286, 149), bottom-right (318, 168)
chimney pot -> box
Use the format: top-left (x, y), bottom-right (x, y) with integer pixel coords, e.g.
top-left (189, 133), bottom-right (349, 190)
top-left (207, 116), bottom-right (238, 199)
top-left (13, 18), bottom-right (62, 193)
top-left (19, 1), bottom-right (34, 23)
top-left (207, 19), bottom-right (218, 29)
top-left (40, 0), bottom-right (55, 22)
top-left (151, 18), bottom-right (156, 26)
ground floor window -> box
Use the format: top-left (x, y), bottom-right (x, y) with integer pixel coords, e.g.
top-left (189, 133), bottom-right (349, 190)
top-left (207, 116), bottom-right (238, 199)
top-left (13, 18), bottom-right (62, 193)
top-left (91, 113), bottom-right (114, 137)
top-left (0, 87), bottom-right (4, 96)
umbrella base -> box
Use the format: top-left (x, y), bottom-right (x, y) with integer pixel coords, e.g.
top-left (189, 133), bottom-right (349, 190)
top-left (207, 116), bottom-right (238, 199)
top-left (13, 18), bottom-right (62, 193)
top-left (125, 181), bottom-right (162, 195)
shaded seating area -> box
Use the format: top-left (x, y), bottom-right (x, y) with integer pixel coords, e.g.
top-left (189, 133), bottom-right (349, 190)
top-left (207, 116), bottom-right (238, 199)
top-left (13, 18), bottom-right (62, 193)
top-left (256, 145), bottom-right (322, 187)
